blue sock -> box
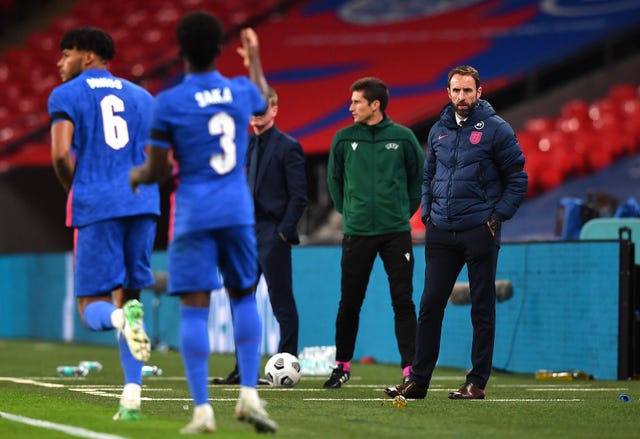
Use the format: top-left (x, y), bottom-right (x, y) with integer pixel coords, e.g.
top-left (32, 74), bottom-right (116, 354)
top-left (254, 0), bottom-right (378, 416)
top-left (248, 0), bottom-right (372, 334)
top-left (230, 294), bottom-right (262, 387)
top-left (118, 331), bottom-right (143, 385)
top-left (83, 301), bottom-right (117, 331)
top-left (180, 306), bottom-right (210, 406)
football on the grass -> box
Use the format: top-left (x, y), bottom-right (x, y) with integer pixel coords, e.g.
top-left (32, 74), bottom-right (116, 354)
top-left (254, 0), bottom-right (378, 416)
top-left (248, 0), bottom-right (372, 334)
top-left (264, 353), bottom-right (301, 387)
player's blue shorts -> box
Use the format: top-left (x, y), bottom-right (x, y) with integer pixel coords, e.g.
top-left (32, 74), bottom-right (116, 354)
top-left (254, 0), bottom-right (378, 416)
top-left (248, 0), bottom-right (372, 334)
top-left (167, 225), bottom-right (257, 295)
top-left (74, 215), bottom-right (157, 297)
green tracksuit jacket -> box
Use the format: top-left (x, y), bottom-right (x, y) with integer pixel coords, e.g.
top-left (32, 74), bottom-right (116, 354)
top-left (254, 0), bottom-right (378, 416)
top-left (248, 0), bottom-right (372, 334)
top-left (327, 116), bottom-right (424, 236)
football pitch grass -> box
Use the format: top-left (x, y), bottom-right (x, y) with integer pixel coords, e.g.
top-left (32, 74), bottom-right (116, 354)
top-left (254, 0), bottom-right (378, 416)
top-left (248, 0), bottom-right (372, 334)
top-left (1, 339), bottom-right (638, 438)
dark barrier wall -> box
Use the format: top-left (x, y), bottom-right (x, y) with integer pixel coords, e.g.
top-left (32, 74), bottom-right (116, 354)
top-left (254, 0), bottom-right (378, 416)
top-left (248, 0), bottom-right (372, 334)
top-left (0, 241), bottom-right (621, 379)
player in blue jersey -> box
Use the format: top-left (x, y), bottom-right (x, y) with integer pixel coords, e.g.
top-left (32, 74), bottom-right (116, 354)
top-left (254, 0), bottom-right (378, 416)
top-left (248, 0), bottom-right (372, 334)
top-left (48, 27), bottom-right (159, 421)
top-left (130, 11), bottom-right (277, 434)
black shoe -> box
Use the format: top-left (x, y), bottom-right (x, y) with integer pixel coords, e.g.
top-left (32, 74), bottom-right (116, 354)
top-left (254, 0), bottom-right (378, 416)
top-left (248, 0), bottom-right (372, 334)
top-left (211, 369), bottom-right (240, 385)
top-left (211, 368), bottom-right (271, 385)
top-left (448, 382), bottom-right (485, 400)
top-left (384, 380), bottom-right (427, 399)
top-left (323, 364), bottom-right (350, 389)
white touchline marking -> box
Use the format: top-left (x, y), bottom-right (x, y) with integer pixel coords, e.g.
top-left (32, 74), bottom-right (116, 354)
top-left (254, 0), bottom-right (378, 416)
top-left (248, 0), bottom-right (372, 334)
top-left (482, 399), bottom-right (583, 402)
top-left (69, 386), bottom-right (174, 396)
top-left (494, 384), bottom-right (628, 389)
top-left (305, 398), bottom-right (394, 401)
top-left (0, 377), bottom-right (601, 406)
top-left (71, 391), bottom-right (121, 398)
top-left (0, 411), bottom-right (129, 439)
top-left (530, 388), bottom-right (627, 392)
top-left (301, 376), bottom-right (362, 380)
top-left (303, 398), bottom-right (584, 402)
top-left (0, 378), bottom-right (64, 388)
top-left (300, 375), bottom-right (474, 381)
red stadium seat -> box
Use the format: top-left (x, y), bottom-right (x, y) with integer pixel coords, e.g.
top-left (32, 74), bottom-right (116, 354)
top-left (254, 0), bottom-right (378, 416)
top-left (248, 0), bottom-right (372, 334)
top-left (560, 99), bottom-right (590, 122)
top-left (620, 98), bottom-right (640, 148)
top-left (523, 117), bottom-right (554, 138)
top-left (589, 98), bottom-right (620, 125)
top-left (0, 0), bottom-right (292, 171)
top-left (608, 83), bottom-right (637, 101)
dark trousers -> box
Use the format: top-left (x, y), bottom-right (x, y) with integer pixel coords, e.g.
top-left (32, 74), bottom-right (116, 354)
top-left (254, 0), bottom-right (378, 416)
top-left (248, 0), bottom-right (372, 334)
top-left (256, 220), bottom-right (299, 355)
top-left (412, 222), bottom-right (499, 390)
top-left (335, 232), bottom-right (416, 368)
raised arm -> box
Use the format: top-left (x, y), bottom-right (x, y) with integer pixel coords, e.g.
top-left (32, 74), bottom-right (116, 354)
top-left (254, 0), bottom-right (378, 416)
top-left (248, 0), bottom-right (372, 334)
top-left (237, 27), bottom-right (269, 98)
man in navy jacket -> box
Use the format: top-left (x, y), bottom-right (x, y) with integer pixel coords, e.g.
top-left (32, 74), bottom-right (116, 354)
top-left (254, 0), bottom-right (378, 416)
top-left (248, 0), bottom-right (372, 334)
top-left (386, 65), bottom-right (528, 401)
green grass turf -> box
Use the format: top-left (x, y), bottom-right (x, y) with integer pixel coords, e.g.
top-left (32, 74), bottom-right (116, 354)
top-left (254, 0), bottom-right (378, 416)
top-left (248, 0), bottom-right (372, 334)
top-left (1, 339), bottom-right (638, 438)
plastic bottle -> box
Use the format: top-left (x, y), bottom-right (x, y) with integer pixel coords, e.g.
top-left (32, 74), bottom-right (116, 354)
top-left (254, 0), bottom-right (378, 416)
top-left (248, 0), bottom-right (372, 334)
top-left (78, 361), bottom-right (103, 372)
top-left (298, 346), bottom-right (336, 375)
top-left (142, 365), bottom-right (162, 376)
top-left (57, 366), bottom-right (89, 377)
top-left (534, 370), bottom-right (592, 380)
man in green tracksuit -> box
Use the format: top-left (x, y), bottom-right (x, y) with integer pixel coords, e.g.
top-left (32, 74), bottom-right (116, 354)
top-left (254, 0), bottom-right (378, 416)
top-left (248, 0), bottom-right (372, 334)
top-left (324, 77), bottom-right (424, 388)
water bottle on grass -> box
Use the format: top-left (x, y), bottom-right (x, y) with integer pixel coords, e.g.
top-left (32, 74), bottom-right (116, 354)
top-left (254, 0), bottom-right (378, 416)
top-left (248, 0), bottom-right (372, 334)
top-left (535, 370), bottom-right (593, 380)
top-left (57, 366), bottom-right (88, 377)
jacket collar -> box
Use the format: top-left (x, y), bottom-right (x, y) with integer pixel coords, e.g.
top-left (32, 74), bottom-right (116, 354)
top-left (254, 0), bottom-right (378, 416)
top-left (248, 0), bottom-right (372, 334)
top-left (441, 99), bottom-right (496, 128)
top-left (355, 114), bottom-right (394, 130)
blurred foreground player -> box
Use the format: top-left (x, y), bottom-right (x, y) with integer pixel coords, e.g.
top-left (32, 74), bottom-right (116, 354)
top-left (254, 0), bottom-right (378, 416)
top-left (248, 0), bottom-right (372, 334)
top-left (130, 11), bottom-right (277, 434)
top-left (213, 86), bottom-right (308, 385)
top-left (48, 27), bottom-right (159, 420)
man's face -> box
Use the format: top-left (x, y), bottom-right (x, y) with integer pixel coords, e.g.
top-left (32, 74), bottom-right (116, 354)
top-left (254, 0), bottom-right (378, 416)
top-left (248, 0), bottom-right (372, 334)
top-left (250, 100), bottom-right (278, 133)
top-left (56, 48), bottom-right (86, 82)
top-left (447, 74), bottom-right (482, 118)
top-left (349, 90), bottom-right (377, 125)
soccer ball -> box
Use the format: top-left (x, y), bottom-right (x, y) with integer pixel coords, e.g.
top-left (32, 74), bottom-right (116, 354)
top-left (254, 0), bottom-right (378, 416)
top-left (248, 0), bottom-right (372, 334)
top-left (264, 353), bottom-right (302, 387)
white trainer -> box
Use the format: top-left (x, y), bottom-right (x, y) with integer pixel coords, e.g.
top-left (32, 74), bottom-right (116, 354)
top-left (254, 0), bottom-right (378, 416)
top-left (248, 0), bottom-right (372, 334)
top-left (121, 299), bottom-right (150, 362)
top-left (180, 403), bottom-right (216, 434)
top-left (113, 383), bottom-right (141, 421)
top-left (235, 387), bottom-right (277, 433)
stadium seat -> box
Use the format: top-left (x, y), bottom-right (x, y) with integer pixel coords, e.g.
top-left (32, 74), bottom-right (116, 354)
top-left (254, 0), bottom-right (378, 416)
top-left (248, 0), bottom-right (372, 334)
top-left (560, 99), bottom-right (590, 122)
top-left (0, 141), bottom-right (51, 168)
top-left (620, 98), bottom-right (640, 146)
top-left (523, 116), bottom-right (554, 138)
top-left (589, 98), bottom-right (620, 126)
top-left (579, 217), bottom-right (640, 261)
top-left (607, 83), bottom-right (637, 101)
top-left (572, 130), bottom-right (612, 171)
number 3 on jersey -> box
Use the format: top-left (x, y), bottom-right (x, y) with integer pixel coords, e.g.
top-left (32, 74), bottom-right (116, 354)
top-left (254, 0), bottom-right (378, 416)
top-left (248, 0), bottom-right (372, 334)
top-left (101, 94), bottom-right (129, 150)
top-left (208, 112), bottom-right (236, 175)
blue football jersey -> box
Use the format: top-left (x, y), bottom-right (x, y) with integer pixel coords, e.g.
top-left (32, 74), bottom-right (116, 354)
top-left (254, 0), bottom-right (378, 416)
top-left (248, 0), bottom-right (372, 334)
top-left (149, 70), bottom-right (266, 236)
top-left (48, 69), bottom-right (160, 227)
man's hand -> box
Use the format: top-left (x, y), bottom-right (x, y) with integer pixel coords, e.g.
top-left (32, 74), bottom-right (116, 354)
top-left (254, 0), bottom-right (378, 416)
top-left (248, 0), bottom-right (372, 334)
top-left (487, 212), bottom-right (504, 236)
top-left (129, 146), bottom-right (170, 193)
top-left (236, 28), bottom-right (259, 69)
top-left (129, 166), bottom-right (144, 194)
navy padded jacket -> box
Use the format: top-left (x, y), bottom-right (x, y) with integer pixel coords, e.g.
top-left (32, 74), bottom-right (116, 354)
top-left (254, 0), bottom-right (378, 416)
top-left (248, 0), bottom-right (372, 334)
top-left (422, 99), bottom-right (528, 231)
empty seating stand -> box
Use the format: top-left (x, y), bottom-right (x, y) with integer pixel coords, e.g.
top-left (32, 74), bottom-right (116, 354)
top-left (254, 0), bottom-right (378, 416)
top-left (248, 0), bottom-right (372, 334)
top-left (0, 0), bottom-right (291, 165)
